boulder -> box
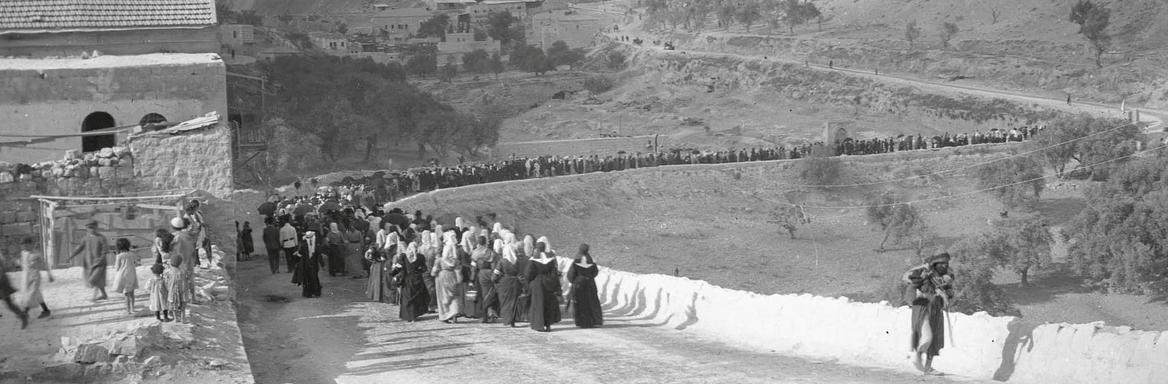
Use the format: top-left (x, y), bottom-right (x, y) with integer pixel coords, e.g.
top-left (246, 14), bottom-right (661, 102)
top-left (108, 335), bottom-right (145, 357)
top-left (73, 343), bottom-right (110, 364)
top-left (98, 147), bottom-right (114, 158)
top-left (64, 149), bottom-right (81, 160)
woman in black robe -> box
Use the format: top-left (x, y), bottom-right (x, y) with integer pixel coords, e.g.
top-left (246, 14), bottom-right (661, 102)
top-left (567, 244), bottom-right (603, 328)
top-left (292, 231), bottom-right (323, 298)
top-left (390, 243), bottom-right (429, 322)
top-left (494, 233), bottom-right (524, 327)
top-left (240, 221), bottom-right (254, 261)
top-left (525, 242), bottom-right (561, 332)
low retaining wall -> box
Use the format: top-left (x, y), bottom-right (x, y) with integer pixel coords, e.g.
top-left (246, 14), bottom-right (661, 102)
top-left (593, 267), bottom-right (1168, 383)
top-left (382, 158), bottom-right (1167, 384)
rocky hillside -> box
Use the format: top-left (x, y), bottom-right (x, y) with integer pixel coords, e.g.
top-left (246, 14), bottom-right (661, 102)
top-left (641, 0), bottom-right (1168, 108)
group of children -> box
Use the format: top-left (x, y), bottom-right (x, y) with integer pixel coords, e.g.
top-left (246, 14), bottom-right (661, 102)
top-left (1, 227), bottom-right (194, 330)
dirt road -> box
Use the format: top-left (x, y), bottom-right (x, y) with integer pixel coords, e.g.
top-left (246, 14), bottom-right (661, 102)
top-left (235, 256), bottom-right (994, 384)
top-left (599, 21), bottom-right (1167, 133)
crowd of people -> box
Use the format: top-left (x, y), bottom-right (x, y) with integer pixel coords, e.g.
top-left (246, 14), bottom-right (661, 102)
top-left (278, 127), bottom-right (1043, 204)
top-left (834, 126), bottom-right (1043, 156)
top-left (247, 196), bottom-right (604, 331)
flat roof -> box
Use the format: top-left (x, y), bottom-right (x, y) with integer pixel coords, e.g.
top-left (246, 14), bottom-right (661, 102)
top-left (0, 53), bottom-right (222, 71)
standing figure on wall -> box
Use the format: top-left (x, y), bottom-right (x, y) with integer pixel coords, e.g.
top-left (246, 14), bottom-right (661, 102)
top-left (901, 253), bottom-right (956, 375)
top-left (68, 219), bottom-right (109, 301)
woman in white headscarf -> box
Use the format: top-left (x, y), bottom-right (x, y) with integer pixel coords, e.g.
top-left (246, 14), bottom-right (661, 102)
top-left (493, 231), bottom-right (523, 327)
top-left (538, 236), bottom-right (573, 298)
top-left (434, 230), bottom-right (463, 323)
top-left (522, 235), bottom-right (535, 259)
top-left (418, 230), bottom-right (439, 312)
top-left (525, 242), bottom-right (561, 332)
top-left (326, 222), bottom-right (345, 276)
top-left (567, 243), bottom-right (603, 328)
top-left (390, 242), bottom-right (429, 322)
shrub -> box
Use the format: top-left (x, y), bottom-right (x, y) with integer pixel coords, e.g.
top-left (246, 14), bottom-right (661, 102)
top-left (583, 75), bottom-right (615, 95)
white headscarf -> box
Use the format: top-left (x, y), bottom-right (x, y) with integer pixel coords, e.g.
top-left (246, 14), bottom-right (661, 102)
top-left (493, 239), bottom-right (504, 254)
top-left (419, 230), bottom-right (434, 255)
top-left (536, 236), bottom-right (552, 254)
top-left (492, 222), bottom-right (502, 234)
top-left (461, 226), bottom-right (477, 254)
top-left (454, 217), bottom-right (464, 229)
top-left (441, 231), bottom-right (459, 264)
top-left (404, 242), bottom-right (418, 263)
top-left (522, 235), bottom-right (535, 259)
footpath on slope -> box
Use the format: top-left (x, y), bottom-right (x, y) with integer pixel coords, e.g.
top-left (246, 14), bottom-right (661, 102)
top-left (599, 26), bottom-right (1167, 133)
top-left (235, 255), bottom-right (993, 384)
top-left (0, 252), bottom-right (253, 384)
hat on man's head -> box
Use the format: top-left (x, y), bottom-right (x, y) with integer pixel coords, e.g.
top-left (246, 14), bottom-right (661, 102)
top-left (84, 219), bottom-right (99, 229)
top-left (170, 217), bottom-right (187, 230)
top-left (927, 252), bottom-right (951, 265)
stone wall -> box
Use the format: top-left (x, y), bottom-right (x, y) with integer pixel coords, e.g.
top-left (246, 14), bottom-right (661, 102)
top-left (0, 53), bottom-right (227, 163)
top-left (0, 147), bottom-right (136, 266)
top-left (0, 119), bottom-right (235, 269)
top-left (128, 122), bottom-right (234, 198)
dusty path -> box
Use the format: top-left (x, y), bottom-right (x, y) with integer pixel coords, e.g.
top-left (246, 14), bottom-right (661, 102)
top-left (235, 256), bottom-right (993, 384)
top-left (597, 15), bottom-right (1167, 133)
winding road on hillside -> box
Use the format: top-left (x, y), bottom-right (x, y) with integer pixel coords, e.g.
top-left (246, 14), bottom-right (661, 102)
top-left (586, 12), bottom-right (1168, 134)
top-left (235, 259), bottom-right (991, 383)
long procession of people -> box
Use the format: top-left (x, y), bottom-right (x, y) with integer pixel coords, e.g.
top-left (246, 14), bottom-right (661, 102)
top-left (311, 126), bottom-right (1043, 204)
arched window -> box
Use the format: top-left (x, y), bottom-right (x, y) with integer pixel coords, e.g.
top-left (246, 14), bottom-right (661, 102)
top-left (81, 112), bottom-right (116, 152)
top-left (139, 113), bottom-right (167, 131)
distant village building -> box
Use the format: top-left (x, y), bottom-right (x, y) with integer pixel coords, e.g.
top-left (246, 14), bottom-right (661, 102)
top-left (258, 46), bottom-right (302, 61)
top-left (0, 0), bottom-right (227, 163)
top-left (528, 10), bottom-right (604, 49)
top-left (467, 1), bottom-right (530, 24)
top-left (219, 24), bottom-right (256, 58)
top-left (429, 0), bottom-right (478, 12)
top-left (308, 31), bottom-right (349, 55)
top-left (437, 32), bottom-right (501, 66)
top-left (371, 8), bottom-right (433, 42)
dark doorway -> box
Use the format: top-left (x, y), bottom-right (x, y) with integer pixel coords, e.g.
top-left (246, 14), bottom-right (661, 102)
top-left (81, 112), bottom-right (116, 152)
top-left (139, 113), bottom-right (167, 131)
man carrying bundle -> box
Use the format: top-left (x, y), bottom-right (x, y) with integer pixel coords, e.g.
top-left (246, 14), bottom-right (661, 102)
top-left (902, 253), bottom-right (956, 374)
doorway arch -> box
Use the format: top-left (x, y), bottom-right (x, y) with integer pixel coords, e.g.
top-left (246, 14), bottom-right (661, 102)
top-left (81, 112), bottom-right (116, 152)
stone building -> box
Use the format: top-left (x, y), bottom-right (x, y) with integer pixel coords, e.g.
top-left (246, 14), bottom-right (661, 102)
top-left (467, 1), bottom-right (531, 24)
top-left (528, 10), bottom-right (605, 49)
top-left (308, 31), bottom-right (349, 55)
top-left (437, 32), bottom-right (501, 66)
top-left (0, 0), bottom-right (227, 163)
top-left (219, 24), bottom-right (256, 58)
top-left (370, 8), bottom-right (433, 42)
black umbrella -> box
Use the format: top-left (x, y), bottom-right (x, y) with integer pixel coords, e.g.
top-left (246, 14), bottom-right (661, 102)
top-left (257, 201), bottom-right (277, 216)
top-left (293, 204), bottom-right (313, 216)
top-left (318, 201), bottom-right (341, 214)
top-left (383, 212), bottom-right (410, 229)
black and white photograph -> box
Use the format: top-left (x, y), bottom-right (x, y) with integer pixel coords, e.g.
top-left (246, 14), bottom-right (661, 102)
top-left (1, 0), bottom-right (1166, 383)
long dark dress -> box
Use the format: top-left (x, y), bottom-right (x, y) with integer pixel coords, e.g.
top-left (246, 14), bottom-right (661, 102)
top-left (366, 256), bottom-right (388, 302)
top-left (495, 258), bottom-right (524, 326)
top-left (568, 262), bottom-right (603, 328)
top-left (241, 228), bottom-right (255, 255)
top-left (907, 267), bottom-right (953, 358)
top-left (326, 231), bottom-right (345, 276)
top-left (73, 233), bottom-right (109, 288)
top-left (293, 243), bottom-right (323, 298)
top-left (456, 248), bottom-right (474, 317)
top-left (474, 254), bottom-right (499, 321)
top-left (525, 258), bottom-right (561, 331)
top-left (391, 254), bottom-right (429, 321)
top-left (515, 255), bottom-right (531, 322)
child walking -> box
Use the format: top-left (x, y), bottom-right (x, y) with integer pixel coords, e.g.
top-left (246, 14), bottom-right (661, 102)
top-left (20, 236), bottom-right (53, 319)
top-left (111, 238), bottom-right (139, 316)
top-left (0, 251), bottom-right (29, 329)
top-left (147, 263), bottom-right (171, 322)
top-left (164, 256), bottom-right (188, 324)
